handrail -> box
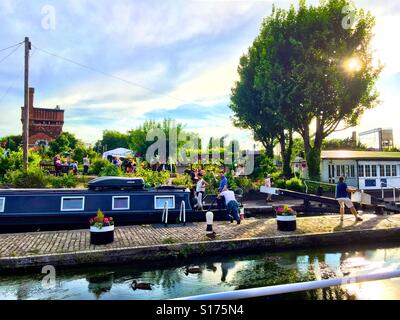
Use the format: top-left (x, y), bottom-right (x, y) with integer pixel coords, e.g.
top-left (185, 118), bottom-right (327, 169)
top-left (179, 200), bottom-right (186, 226)
top-left (161, 201), bottom-right (169, 226)
top-left (174, 269), bottom-right (400, 300)
top-left (304, 179), bottom-right (336, 194)
top-left (381, 183), bottom-right (400, 202)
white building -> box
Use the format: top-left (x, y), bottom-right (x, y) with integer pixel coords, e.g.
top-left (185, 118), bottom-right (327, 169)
top-left (321, 150), bottom-right (400, 190)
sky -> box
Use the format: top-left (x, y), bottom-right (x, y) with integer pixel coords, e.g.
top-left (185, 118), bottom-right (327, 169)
top-left (0, 0), bottom-right (399, 150)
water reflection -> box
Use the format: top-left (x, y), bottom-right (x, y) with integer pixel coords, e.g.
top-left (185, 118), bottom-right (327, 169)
top-left (0, 244), bottom-right (400, 300)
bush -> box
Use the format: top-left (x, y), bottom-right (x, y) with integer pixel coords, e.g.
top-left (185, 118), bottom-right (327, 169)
top-left (235, 176), bottom-right (254, 193)
top-left (0, 149), bottom-right (41, 176)
top-left (90, 157), bottom-right (111, 175)
top-left (49, 174), bottom-right (78, 188)
top-left (4, 168), bottom-right (48, 188)
top-left (172, 174), bottom-right (192, 188)
top-left (99, 164), bottom-right (123, 177)
top-left (285, 177), bottom-right (305, 192)
top-left (131, 167), bottom-right (170, 186)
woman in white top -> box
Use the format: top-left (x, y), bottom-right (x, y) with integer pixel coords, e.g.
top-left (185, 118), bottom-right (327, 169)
top-left (195, 171), bottom-right (208, 210)
top-left (265, 174), bottom-right (272, 202)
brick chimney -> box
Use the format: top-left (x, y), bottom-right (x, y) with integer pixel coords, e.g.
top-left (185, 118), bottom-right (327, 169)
top-left (29, 87), bottom-right (34, 111)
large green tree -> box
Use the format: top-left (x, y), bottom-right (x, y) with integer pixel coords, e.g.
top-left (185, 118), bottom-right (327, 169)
top-left (94, 130), bottom-right (129, 153)
top-left (231, 0), bottom-right (382, 180)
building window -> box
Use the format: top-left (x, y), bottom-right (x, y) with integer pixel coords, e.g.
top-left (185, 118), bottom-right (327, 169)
top-left (350, 165), bottom-right (355, 178)
top-left (386, 165), bottom-right (391, 177)
top-left (365, 165), bottom-right (371, 177)
top-left (336, 165), bottom-right (341, 177)
top-left (0, 197), bottom-right (4, 213)
top-left (380, 165), bottom-right (385, 177)
top-left (112, 196), bottom-right (130, 210)
top-left (358, 165), bottom-right (364, 177)
top-left (392, 165), bottom-right (397, 177)
top-left (154, 196), bottom-right (175, 210)
top-left (61, 197), bottom-right (85, 211)
top-left (371, 165), bottom-right (377, 177)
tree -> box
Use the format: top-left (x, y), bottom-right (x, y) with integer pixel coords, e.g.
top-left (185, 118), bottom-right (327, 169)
top-left (231, 0), bottom-right (381, 180)
top-left (0, 135), bottom-right (22, 152)
top-left (322, 137), bottom-right (367, 150)
top-left (128, 119), bottom-right (187, 161)
top-left (94, 130), bottom-right (129, 153)
top-left (49, 132), bottom-right (79, 156)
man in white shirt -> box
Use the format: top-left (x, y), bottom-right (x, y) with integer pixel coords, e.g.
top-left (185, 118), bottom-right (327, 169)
top-left (218, 186), bottom-right (240, 224)
top-left (83, 155), bottom-right (90, 175)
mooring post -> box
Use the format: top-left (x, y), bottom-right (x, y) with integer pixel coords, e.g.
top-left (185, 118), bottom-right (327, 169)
top-left (206, 211), bottom-right (214, 232)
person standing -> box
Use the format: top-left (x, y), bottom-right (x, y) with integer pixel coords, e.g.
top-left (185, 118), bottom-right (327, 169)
top-left (83, 155), bottom-right (90, 175)
top-left (217, 171), bottom-right (228, 210)
top-left (196, 172), bottom-right (209, 210)
top-left (265, 174), bottom-right (273, 202)
top-left (336, 176), bottom-right (363, 222)
top-left (218, 186), bottom-right (240, 224)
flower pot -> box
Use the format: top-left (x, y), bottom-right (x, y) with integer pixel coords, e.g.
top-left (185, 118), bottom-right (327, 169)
top-left (90, 225), bottom-right (114, 245)
top-left (276, 215), bottom-right (296, 231)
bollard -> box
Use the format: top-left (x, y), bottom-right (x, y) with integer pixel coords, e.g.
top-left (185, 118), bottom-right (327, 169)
top-left (206, 211), bottom-right (214, 232)
top-left (240, 206), bottom-right (245, 221)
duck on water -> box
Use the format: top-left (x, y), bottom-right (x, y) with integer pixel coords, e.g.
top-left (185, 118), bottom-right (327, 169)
top-left (0, 176), bottom-right (227, 232)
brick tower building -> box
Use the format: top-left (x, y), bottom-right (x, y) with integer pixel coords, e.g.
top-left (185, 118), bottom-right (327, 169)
top-left (21, 88), bottom-right (64, 146)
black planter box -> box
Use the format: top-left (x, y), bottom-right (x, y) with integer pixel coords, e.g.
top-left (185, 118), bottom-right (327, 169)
top-left (276, 216), bottom-right (297, 231)
top-left (90, 226), bottom-right (114, 245)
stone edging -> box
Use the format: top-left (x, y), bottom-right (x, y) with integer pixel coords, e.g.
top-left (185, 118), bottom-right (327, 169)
top-left (1, 227), bottom-right (399, 272)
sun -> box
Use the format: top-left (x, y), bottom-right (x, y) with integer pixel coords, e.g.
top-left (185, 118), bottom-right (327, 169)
top-left (344, 57), bottom-right (362, 73)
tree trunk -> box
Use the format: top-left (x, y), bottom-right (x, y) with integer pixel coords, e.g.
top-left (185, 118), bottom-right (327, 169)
top-left (279, 129), bottom-right (293, 178)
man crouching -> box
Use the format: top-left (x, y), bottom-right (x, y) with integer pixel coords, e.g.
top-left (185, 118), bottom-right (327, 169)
top-left (218, 186), bottom-right (241, 224)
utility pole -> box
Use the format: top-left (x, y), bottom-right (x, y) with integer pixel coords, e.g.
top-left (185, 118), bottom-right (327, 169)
top-left (23, 37), bottom-right (31, 170)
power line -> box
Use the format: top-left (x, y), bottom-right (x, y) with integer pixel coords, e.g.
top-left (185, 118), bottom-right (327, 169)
top-left (32, 44), bottom-right (189, 104)
top-left (0, 43), bottom-right (23, 65)
top-left (0, 41), bottom-right (24, 53)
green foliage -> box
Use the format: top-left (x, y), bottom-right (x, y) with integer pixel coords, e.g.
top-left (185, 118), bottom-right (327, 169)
top-left (94, 130), bottom-right (129, 153)
top-left (322, 138), bottom-right (367, 151)
top-left (49, 174), bottom-right (78, 188)
top-left (0, 135), bottom-right (22, 152)
top-left (99, 164), bottom-right (123, 177)
top-left (231, 260), bottom-right (315, 290)
top-left (285, 177), bottom-right (305, 192)
top-left (49, 132), bottom-right (79, 156)
top-left (0, 149), bottom-right (41, 176)
top-left (251, 151), bottom-right (277, 179)
top-left (171, 174), bottom-right (192, 188)
top-left (231, 0), bottom-right (382, 180)
top-left (90, 157), bottom-right (111, 175)
top-left (4, 167), bottom-right (48, 188)
top-left (72, 145), bottom-right (98, 163)
top-left (131, 167), bottom-right (170, 186)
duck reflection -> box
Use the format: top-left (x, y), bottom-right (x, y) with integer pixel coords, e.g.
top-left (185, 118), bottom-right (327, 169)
top-left (221, 261), bottom-right (236, 282)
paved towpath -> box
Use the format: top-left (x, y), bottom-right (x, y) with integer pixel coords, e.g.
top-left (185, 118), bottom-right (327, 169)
top-left (1, 213), bottom-right (400, 259)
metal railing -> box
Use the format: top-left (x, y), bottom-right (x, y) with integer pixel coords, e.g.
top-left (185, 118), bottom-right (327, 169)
top-left (381, 183), bottom-right (400, 203)
top-left (304, 179), bottom-right (336, 194)
top-left (174, 269), bottom-right (400, 300)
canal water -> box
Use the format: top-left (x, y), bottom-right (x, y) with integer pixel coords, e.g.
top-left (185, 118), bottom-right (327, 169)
top-left (1, 243), bottom-right (400, 300)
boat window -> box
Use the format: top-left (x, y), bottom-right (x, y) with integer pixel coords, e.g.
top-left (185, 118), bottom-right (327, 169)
top-left (61, 197), bottom-right (85, 211)
top-left (112, 196), bottom-right (130, 210)
top-left (154, 196), bottom-right (175, 209)
top-left (0, 197), bottom-right (4, 213)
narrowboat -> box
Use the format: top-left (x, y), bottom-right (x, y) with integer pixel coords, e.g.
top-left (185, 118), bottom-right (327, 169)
top-left (0, 177), bottom-right (226, 232)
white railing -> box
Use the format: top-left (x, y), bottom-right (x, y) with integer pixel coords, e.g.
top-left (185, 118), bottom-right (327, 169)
top-left (161, 201), bottom-right (169, 226)
top-left (381, 183), bottom-right (400, 203)
top-left (174, 269), bottom-right (400, 300)
top-left (179, 200), bottom-right (186, 225)
top-left (304, 180), bottom-right (336, 194)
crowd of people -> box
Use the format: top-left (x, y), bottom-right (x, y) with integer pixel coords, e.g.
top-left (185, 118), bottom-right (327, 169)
top-left (52, 154), bottom-right (91, 176)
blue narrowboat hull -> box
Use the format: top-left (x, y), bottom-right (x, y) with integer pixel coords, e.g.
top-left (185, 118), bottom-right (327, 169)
top-left (0, 187), bottom-right (227, 232)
